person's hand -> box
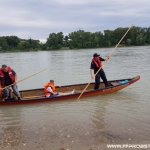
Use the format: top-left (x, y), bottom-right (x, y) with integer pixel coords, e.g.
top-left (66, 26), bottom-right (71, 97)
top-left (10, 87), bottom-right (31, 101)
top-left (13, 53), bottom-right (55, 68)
top-left (107, 55), bottom-right (110, 60)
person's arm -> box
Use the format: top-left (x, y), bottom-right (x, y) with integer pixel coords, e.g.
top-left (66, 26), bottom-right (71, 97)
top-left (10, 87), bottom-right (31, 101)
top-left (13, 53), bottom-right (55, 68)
top-left (90, 62), bottom-right (95, 80)
top-left (14, 75), bottom-right (17, 83)
top-left (90, 69), bottom-right (95, 80)
top-left (100, 57), bottom-right (105, 61)
top-left (12, 70), bottom-right (17, 83)
top-left (100, 56), bottom-right (110, 61)
top-left (47, 87), bottom-right (56, 94)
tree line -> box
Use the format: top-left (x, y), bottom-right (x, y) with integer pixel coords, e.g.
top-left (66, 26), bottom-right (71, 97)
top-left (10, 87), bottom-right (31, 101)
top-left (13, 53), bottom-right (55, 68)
top-left (0, 26), bottom-right (150, 51)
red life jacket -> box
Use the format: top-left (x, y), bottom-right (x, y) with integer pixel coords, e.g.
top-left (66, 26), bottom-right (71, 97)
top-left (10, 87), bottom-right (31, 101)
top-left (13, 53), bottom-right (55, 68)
top-left (0, 66), bottom-right (15, 87)
top-left (92, 57), bottom-right (102, 68)
top-left (44, 82), bottom-right (56, 97)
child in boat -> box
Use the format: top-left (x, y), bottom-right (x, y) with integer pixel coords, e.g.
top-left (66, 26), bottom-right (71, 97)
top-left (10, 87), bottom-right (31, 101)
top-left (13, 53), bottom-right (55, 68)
top-left (44, 80), bottom-right (75, 98)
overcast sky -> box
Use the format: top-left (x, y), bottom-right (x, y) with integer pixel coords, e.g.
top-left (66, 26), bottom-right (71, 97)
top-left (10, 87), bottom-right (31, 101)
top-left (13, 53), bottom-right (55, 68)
top-left (0, 0), bottom-right (150, 42)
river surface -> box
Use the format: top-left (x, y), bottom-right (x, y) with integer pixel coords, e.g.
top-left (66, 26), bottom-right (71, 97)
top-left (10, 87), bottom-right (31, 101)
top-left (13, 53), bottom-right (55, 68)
top-left (0, 46), bottom-right (150, 150)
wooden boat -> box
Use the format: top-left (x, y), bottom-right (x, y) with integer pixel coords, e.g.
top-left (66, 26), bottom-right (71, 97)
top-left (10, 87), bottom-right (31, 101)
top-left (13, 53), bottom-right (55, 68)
top-left (0, 75), bottom-right (140, 105)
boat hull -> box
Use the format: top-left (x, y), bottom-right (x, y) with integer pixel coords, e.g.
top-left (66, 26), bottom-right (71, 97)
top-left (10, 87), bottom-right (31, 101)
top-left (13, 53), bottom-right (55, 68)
top-left (0, 75), bottom-right (140, 105)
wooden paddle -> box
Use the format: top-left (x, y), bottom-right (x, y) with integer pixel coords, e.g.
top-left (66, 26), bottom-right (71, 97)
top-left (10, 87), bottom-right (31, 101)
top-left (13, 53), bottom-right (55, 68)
top-left (0, 68), bottom-right (47, 90)
top-left (77, 26), bottom-right (132, 100)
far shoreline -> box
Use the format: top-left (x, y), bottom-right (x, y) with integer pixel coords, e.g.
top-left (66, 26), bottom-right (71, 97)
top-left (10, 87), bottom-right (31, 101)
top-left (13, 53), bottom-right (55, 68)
top-left (1, 26), bottom-right (150, 53)
top-left (0, 45), bottom-right (150, 53)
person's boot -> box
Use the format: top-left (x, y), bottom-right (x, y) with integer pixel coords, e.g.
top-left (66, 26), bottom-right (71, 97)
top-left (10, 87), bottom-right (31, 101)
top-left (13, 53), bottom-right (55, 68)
top-left (105, 82), bottom-right (113, 87)
top-left (94, 83), bottom-right (99, 90)
top-left (17, 97), bottom-right (21, 100)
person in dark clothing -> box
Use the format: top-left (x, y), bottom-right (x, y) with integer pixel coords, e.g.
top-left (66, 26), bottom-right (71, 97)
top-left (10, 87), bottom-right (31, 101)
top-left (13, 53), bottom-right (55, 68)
top-left (0, 65), bottom-right (21, 100)
top-left (90, 53), bottom-right (110, 90)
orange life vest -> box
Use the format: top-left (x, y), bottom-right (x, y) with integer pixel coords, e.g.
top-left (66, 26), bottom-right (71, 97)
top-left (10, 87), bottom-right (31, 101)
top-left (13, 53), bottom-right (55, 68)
top-left (0, 66), bottom-right (15, 87)
top-left (44, 82), bottom-right (56, 97)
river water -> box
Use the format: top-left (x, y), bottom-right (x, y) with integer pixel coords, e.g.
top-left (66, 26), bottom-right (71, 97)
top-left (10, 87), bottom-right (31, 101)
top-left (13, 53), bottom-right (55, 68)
top-left (0, 46), bottom-right (150, 150)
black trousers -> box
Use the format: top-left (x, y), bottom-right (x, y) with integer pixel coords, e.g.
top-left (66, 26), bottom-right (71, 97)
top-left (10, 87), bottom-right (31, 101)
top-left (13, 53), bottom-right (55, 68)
top-left (94, 69), bottom-right (109, 90)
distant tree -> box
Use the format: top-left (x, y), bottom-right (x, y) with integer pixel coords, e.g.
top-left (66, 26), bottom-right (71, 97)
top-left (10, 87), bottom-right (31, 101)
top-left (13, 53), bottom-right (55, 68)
top-left (28, 38), bottom-right (40, 49)
top-left (5, 36), bottom-right (20, 49)
top-left (146, 27), bottom-right (150, 44)
top-left (92, 32), bottom-right (104, 47)
top-left (0, 37), bottom-right (9, 50)
top-left (63, 35), bottom-right (69, 47)
top-left (136, 34), bottom-right (145, 45)
top-left (40, 43), bottom-right (47, 50)
top-left (103, 30), bottom-right (113, 47)
top-left (128, 26), bottom-right (140, 45)
top-left (113, 27), bottom-right (129, 45)
top-left (68, 30), bottom-right (84, 48)
top-left (17, 40), bottom-right (30, 50)
top-left (46, 32), bottom-right (64, 49)
top-left (0, 26), bottom-right (150, 52)
top-left (69, 30), bottom-right (98, 49)
top-left (126, 38), bottom-right (132, 46)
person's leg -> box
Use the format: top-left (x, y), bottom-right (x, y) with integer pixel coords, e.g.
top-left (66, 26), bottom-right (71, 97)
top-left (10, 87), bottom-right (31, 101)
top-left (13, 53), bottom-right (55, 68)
top-left (49, 92), bottom-right (59, 98)
top-left (2, 88), bottom-right (9, 99)
top-left (94, 73), bottom-right (100, 90)
top-left (59, 89), bottom-right (75, 96)
top-left (12, 84), bottom-right (21, 99)
top-left (8, 88), bottom-right (13, 98)
top-left (100, 69), bottom-right (109, 87)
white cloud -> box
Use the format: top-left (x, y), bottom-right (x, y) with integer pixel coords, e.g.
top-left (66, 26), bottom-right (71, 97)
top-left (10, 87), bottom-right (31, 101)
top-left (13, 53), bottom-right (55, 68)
top-left (0, 0), bottom-right (150, 40)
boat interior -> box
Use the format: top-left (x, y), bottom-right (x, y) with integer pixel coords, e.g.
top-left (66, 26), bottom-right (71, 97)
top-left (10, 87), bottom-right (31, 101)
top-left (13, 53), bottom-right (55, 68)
top-left (0, 78), bottom-right (131, 100)
top-left (20, 79), bottom-right (127, 100)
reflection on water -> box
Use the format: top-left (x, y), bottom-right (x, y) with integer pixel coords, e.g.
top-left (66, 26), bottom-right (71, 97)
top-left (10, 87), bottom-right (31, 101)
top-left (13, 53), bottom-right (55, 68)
top-left (0, 46), bottom-right (150, 149)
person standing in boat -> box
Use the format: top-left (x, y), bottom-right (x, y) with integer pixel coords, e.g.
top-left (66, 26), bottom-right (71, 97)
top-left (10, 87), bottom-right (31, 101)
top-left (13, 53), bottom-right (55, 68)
top-left (44, 80), bottom-right (75, 98)
top-left (90, 53), bottom-right (110, 90)
top-left (0, 64), bottom-right (21, 100)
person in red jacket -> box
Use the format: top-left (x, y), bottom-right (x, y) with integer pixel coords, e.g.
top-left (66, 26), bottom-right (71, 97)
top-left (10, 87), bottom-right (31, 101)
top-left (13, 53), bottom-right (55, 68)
top-left (0, 64), bottom-right (21, 100)
top-left (90, 53), bottom-right (110, 90)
